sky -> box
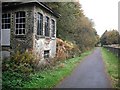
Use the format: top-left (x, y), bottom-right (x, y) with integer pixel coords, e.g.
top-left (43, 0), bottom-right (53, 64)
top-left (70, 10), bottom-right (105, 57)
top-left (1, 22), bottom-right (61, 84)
top-left (79, 0), bottom-right (119, 36)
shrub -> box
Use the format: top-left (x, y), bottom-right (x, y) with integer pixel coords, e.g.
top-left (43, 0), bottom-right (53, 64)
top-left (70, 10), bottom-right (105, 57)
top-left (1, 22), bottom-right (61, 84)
top-left (2, 51), bottom-right (38, 88)
top-left (68, 45), bottom-right (81, 58)
top-left (2, 51), bottom-right (37, 73)
top-left (36, 38), bottom-right (82, 70)
top-left (56, 38), bottom-right (81, 60)
top-left (2, 38), bottom-right (81, 88)
top-left (2, 71), bottom-right (24, 88)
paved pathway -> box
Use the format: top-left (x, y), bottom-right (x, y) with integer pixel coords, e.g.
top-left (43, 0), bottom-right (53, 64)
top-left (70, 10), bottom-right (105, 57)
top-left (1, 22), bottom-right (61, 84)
top-left (56, 47), bottom-right (112, 88)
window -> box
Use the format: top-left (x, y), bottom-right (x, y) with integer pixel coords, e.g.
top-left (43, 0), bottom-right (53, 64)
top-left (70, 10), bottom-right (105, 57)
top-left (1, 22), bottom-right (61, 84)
top-left (15, 11), bottom-right (25, 35)
top-left (2, 13), bottom-right (10, 46)
top-left (44, 50), bottom-right (49, 59)
top-left (37, 13), bottom-right (43, 35)
top-left (51, 19), bottom-right (55, 37)
top-left (45, 16), bottom-right (50, 37)
top-left (2, 13), bottom-right (11, 29)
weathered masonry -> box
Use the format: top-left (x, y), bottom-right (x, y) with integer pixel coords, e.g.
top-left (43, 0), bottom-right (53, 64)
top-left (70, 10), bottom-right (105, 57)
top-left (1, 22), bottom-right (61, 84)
top-left (1, 2), bottom-right (60, 61)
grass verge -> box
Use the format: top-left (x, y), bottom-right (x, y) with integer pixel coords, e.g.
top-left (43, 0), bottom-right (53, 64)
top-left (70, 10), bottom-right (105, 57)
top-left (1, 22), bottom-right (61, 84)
top-left (23, 50), bottom-right (93, 88)
top-left (101, 47), bottom-right (119, 88)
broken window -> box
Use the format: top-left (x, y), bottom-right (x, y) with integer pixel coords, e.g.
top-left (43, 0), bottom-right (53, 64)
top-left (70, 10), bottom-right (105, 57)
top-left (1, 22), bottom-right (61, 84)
top-left (2, 13), bottom-right (10, 29)
top-left (45, 16), bottom-right (50, 37)
top-left (44, 50), bottom-right (49, 59)
top-left (15, 11), bottom-right (25, 35)
top-left (51, 19), bottom-right (55, 37)
top-left (37, 13), bottom-right (43, 35)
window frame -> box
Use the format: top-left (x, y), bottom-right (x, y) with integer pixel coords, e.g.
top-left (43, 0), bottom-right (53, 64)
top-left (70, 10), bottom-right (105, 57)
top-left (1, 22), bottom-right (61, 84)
top-left (15, 11), bottom-right (26, 35)
top-left (37, 12), bottom-right (43, 36)
top-left (45, 16), bottom-right (50, 37)
top-left (44, 50), bottom-right (49, 59)
top-left (2, 13), bottom-right (11, 29)
top-left (51, 19), bottom-right (56, 38)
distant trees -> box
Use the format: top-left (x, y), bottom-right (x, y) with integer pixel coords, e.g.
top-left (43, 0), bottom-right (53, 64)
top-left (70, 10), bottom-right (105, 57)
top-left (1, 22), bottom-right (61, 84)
top-left (46, 2), bottom-right (99, 52)
top-left (100, 30), bottom-right (120, 46)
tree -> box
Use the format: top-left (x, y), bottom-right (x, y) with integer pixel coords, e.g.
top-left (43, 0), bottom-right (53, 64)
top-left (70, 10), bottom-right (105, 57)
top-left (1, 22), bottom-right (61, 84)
top-left (100, 30), bottom-right (120, 46)
top-left (46, 2), bottom-right (99, 52)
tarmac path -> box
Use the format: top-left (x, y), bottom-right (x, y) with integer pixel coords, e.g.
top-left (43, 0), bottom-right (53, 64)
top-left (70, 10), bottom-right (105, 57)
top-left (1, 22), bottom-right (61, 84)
top-left (56, 47), bottom-right (112, 88)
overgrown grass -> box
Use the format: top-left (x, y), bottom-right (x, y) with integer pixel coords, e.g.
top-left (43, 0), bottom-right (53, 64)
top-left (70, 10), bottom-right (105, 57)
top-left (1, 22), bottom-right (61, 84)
top-left (23, 50), bottom-right (92, 88)
top-left (101, 47), bottom-right (119, 88)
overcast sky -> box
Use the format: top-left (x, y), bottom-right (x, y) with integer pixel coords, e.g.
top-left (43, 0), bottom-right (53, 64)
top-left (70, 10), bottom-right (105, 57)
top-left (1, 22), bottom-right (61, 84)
top-left (79, 0), bottom-right (119, 36)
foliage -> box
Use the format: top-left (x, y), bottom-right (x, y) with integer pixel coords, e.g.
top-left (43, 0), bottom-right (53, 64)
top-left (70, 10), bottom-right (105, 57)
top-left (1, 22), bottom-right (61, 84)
top-left (100, 30), bottom-right (120, 46)
top-left (23, 50), bottom-right (92, 88)
top-left (3, 51), bottom-right (37, 73)
top-left (2, 38), bottom-right (81, 89)
top-left (101, 47), bottom-right (119, 88)
top-left (2, 71), bottom-right (25, 89)
top-left (56, 38), bottom-right (81, 60)
top-left (2, 2), bottom-right (100, 88)
top-left (36, 38), bottom-right (81, 70)
top-left (46, 2), bottom-right (99, 52)
top-left (2, 48), bottom-right (92, 89)
top-left (2, 51), bottom-right (37, 88)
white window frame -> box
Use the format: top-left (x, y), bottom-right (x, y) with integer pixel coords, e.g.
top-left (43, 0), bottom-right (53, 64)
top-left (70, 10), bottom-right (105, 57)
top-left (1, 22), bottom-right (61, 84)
top-left (2, 13), bottom-right (11, 29)
top-left (15, 11), bottom-right (26, 35)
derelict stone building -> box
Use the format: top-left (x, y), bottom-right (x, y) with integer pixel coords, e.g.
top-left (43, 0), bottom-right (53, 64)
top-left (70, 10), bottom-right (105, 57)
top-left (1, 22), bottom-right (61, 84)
top-left (1, 1), bottom-right (59, 61)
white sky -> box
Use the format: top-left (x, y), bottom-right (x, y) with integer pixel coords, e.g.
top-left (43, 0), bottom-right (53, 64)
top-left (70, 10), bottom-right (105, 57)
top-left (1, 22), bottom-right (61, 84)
top-left (79, 0), bottom-right (119, 36)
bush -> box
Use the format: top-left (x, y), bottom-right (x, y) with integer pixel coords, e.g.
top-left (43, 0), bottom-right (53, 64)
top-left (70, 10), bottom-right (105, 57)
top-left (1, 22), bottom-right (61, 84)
top-left (68, 45), bottom-right (81, 58)
top-left (36, 38), bottom-right (82, 71)
top-left (2, 51), bottom-right (38, 88)
top-left (2, 71), bottom-right (24, 88)
top-left (2, 38), bottom-right (82, 89)
top-left (56, 38), bottom-right (81, 60)
top-left (2, 51), bottom-right (37, 73)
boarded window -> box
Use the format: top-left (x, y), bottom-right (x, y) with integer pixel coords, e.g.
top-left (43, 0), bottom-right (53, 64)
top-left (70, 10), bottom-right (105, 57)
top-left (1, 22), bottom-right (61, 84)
top-left (44, 50), bottom-right (49, 59)
top-left (37, 13), bottom-right (43, 35)
top-left (45, 16), bottom-right (49, 37)
top-left (15, 11), bottom-right (25, 35)
top-left (51, 19), bottom-right (55, 37)
top-left (1, 29), bottom-right (10, 46)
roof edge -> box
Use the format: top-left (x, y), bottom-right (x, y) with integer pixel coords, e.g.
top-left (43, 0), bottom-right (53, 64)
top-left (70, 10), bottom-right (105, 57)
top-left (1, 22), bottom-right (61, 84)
top-left (2, 1), bottom-right (61, 18)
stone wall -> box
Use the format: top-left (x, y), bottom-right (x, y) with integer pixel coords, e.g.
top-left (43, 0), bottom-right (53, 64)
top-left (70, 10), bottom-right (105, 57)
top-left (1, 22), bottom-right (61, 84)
top-left (2, 3), bottom-right (57, 62)
top-left (2, 3), bottom-right (34, 54)
top-left (33, 4), bottom-right (57, 62)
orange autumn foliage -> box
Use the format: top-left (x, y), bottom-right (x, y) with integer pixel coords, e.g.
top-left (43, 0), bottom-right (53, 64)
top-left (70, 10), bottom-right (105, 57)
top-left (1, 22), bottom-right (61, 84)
top-left (56, 38), bottom-right (81, 61)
